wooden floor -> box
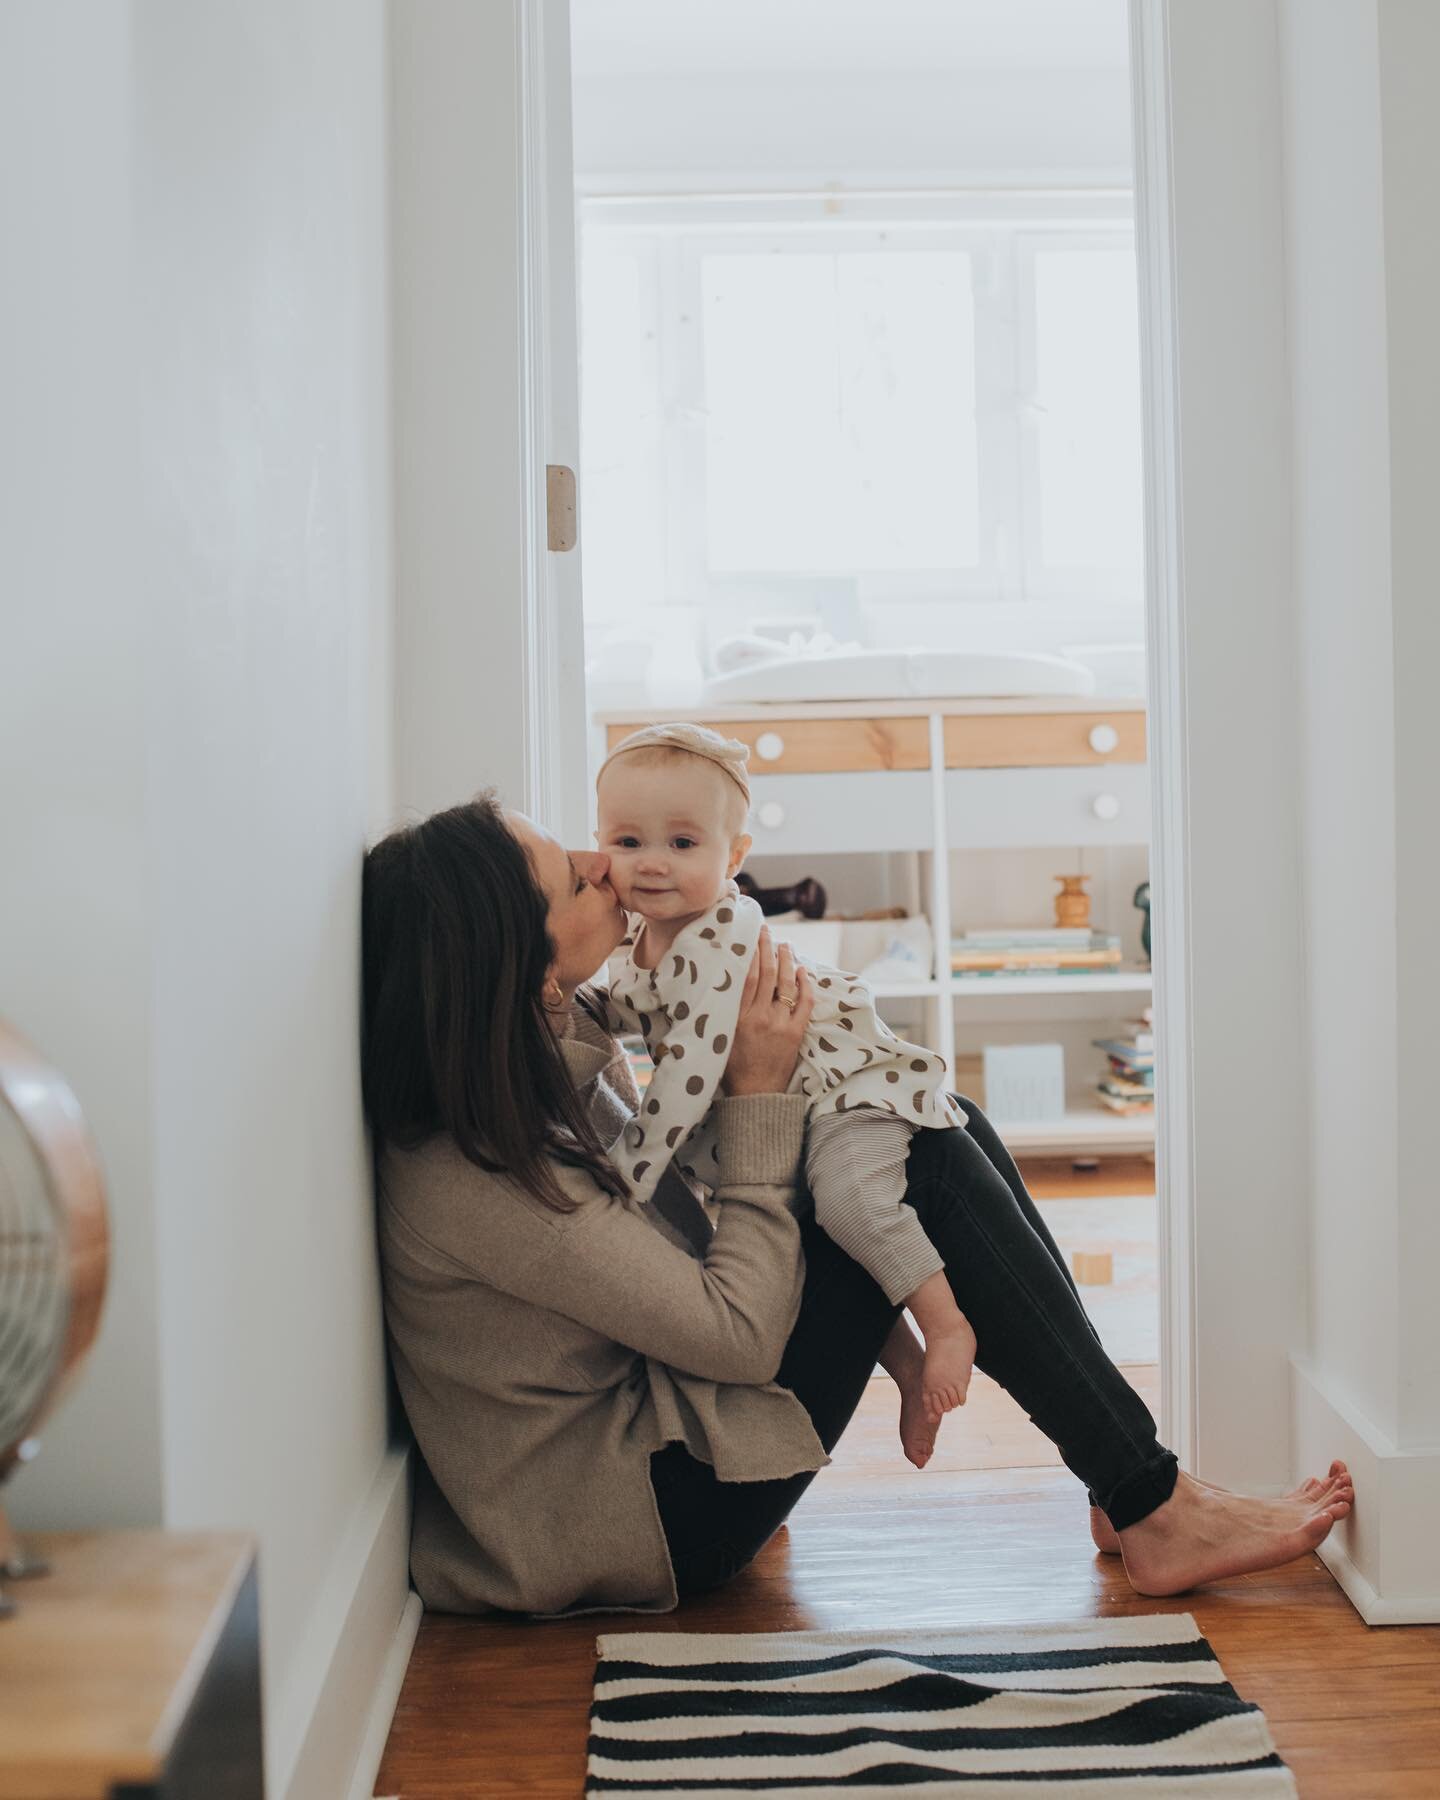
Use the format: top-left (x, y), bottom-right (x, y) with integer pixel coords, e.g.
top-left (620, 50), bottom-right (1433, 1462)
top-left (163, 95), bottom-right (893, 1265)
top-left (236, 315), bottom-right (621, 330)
top-left (376, 1156), bottom-right (1437, 1795)
top-left (1017, 1153), bottom-right (1158, 1200)
top-left (375, 1368), bottom-right (1440, 1798)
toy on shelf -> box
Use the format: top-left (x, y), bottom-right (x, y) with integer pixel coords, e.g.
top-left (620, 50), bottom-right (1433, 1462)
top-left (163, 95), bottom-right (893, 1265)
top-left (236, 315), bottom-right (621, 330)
top-left (1133, 880), bottom-right (1152, 963)
top-left (1053, 874), bottom-right (1092, 929)
top-left (734, 872), bottom-right (827, 919)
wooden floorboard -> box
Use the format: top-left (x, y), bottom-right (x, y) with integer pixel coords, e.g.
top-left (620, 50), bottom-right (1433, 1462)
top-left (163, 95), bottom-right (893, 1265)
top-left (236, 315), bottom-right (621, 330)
top-left (374, 1372), bottom-right (1440, 1798)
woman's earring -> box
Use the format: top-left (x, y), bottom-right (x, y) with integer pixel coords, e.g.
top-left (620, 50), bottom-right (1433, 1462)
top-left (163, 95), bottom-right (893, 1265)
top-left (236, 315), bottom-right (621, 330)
top-left (543, 978), bottom-right (566, 1012)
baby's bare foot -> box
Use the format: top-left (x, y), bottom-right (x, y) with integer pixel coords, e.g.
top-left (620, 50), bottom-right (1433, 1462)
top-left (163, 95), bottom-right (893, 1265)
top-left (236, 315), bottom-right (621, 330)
top-left (922, 1319), bottom-right (978, 1421)
top-left (1119, 1471), bottom-right (1350, 1595)
top-left (1090, 1461), bottom-right (1353, 1556)
top-left (896, 1375), bottom-right (940, 1469)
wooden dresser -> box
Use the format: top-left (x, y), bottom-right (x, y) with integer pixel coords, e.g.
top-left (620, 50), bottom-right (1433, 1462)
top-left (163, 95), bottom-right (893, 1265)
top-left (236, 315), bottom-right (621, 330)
top-left (601, 697), bottom-right (1149, 858)
top-left (0, 1532), bottom-right (263, 1799)
top-left (599, 697), bottom-right (1154, 1155)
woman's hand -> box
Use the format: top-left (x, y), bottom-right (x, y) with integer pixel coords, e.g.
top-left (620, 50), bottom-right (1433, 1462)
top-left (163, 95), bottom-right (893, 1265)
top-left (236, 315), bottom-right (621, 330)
top-left (721, 929), bottom-right (815, 1097)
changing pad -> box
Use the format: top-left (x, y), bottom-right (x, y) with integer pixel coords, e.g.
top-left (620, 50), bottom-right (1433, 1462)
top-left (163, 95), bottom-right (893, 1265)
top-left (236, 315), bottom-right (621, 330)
top-left (703, 648), bottom-right (1096, 704)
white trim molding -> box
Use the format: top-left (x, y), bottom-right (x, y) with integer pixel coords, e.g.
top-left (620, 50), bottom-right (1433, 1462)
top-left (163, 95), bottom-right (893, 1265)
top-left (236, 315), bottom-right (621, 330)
top-left (1292, 1358), bottom-right (1440, 1624)
top-left (1128, 0), bottom-right (1196, 1471)
top-left (518, 0), bottom-right (560, 829)
top-left (348, 1590), bottom-right (424, 1800)
top-left (1144, 0), bottom-right (1309, 1493)
top-left (518, 0), bottom-right (591, 848)
top-left (279, 1449), bottom-right (415, 1800)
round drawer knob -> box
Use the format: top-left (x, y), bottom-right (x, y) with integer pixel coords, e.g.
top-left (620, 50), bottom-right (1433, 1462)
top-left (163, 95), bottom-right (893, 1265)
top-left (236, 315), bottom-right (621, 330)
top-left (757, 801), bottom-right (786, 830)
top-left (1089, 723), bottom-right (1120, 755)
top-left (755, 731), bottom-right (785, 762)
top-left (1092, 793), bottom-right (1121, 822)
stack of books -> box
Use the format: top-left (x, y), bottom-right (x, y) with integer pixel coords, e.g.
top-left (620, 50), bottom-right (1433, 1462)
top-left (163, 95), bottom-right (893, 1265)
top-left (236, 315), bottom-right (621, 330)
top-left (1093, 1011), bottom-right (1155, 1114)
top-left (951, 927), bottom-right (1124, 978)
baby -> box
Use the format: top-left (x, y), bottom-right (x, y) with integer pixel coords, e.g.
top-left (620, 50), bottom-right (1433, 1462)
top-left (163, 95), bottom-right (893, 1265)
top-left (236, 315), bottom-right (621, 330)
top-left (597, 721), bottom-right (978, 1466)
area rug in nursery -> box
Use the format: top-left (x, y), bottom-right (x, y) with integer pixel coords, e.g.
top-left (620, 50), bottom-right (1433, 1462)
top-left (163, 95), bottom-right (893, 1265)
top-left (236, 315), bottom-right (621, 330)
top-left (585, 1613), bottom-right (1293, 1797)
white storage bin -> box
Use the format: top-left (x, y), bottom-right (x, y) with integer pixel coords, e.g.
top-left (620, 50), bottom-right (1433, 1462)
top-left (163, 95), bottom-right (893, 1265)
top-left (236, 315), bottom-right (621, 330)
top-left (763, 918), bottom-right (845, 966)
top-left (982, 1044), bottom-right (1066, 1122)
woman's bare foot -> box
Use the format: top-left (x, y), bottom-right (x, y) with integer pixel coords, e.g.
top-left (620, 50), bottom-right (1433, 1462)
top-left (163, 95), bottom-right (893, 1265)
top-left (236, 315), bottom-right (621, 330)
top-left (922, 1318), bottom-right (978, 1420)
top-left (896, 1371), bottom-right (940, 1469)
top-left (1118, 1469), bottom-right (1352, 1595)
top-left (1089, 1461), bottom-right (1352, 1556)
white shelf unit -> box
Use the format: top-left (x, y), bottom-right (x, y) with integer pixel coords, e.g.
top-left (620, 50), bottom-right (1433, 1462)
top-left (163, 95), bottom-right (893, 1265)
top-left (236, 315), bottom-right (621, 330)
top-left (988, 1100), bottom-right (1156, 1155)
top-left (949, 969), bottom-right (1153, 999)
top-left (598, 698), bottom-right (1152, 1156)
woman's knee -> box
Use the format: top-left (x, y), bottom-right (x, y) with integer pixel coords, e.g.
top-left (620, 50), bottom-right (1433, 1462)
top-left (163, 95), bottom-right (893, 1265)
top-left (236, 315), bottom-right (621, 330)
top-left (906, 1114), bottom-right (991, 1190)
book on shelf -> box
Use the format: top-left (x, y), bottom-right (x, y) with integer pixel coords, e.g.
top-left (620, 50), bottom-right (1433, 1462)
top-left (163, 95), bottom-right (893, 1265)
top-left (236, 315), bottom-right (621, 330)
top-left (952, 948), bottom-right (1124, 974)
top-left (957, 927), bottom-right (1096, 948)
top-left (954, 929), bottom-right (1121, 950)
top-left (1097, 1091), bottom-right (1156, 1115)
top-left (1093, 1007), bottom-right (1156, 1113)
top-left (1100, 1070), bottom-right (1154, 1095)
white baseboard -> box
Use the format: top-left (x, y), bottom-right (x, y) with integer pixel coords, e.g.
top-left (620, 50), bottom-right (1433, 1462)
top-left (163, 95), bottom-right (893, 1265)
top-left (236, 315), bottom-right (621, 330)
top-left (278, 1447), bottom-right (416, 1800)
top-left (1291, 1356), bottom-right (1440, 1624)
top-left (1314, 1536), bottom-right (1440, 1626)
top-left (348, 1588), bottom-right (422, 1800)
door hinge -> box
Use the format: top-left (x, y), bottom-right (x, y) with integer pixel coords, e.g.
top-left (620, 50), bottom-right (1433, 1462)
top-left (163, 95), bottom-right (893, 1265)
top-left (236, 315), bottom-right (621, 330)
top-left (546, 465), bottom-right (577, 552)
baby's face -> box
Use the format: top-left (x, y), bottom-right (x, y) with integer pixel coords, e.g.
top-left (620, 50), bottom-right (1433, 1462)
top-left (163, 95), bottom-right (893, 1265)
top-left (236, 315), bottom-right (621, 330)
top-left (596, 758), bottom-right (746, 926)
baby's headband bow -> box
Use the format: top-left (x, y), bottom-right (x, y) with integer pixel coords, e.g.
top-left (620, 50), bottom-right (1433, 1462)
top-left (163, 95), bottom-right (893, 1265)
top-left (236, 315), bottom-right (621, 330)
top-left (597, 722), bottom-right (752, 802)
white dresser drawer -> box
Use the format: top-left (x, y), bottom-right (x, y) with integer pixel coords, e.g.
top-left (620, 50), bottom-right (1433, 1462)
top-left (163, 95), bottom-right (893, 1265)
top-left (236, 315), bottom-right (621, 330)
top-left (945, 765), bottom-right (1151, 849)
top-left (747, 772), bottom-right (932, 854)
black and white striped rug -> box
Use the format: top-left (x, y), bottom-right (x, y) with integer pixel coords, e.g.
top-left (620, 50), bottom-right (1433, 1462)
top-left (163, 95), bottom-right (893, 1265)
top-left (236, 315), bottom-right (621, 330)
top-left (586, 1614), bottom-right (1295, 1796)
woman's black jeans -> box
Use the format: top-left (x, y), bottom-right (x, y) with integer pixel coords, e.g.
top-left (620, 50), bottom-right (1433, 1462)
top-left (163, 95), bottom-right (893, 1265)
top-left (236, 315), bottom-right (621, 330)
top-left (650, 1099), bottom-right (1178, 1596)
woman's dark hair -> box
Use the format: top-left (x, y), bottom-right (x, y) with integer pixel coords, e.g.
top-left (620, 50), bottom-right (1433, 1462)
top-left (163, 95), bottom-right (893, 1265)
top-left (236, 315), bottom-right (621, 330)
top-left (361, 793), bottom-right (624, 1211)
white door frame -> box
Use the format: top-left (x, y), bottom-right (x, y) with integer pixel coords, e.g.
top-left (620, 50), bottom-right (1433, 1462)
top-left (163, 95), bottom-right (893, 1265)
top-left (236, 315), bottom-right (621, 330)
top-left (518, 0), bottom-right (590, 851)
top-left (516, 0), bottom-right (1202, 1471)
top-left (1129, 0), bottom-right (1197, 1470)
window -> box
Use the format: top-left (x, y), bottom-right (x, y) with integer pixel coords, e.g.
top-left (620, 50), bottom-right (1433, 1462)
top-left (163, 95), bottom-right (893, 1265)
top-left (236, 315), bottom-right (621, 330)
top-left (702, 249), bottom-right (978, 574)
top-left (1025, 242), bottom-right (1145, 583)
top-left (579, 198), bottom-right (1143, 650)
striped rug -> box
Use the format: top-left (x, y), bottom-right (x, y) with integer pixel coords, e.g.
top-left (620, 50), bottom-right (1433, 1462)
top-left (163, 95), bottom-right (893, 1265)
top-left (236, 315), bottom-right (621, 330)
top-left (586, 1614), bottom-right (1294, 1797)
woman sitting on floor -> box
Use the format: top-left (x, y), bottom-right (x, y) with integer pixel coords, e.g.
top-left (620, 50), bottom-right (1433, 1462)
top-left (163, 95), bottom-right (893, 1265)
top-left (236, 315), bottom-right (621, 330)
top-left (360, 793), bottom-right (1352, 1618)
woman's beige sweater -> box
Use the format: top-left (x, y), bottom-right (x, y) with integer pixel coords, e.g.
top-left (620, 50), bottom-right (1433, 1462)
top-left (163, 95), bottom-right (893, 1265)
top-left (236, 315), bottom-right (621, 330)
top-left (377, 1003), bottom-right (828, 1617)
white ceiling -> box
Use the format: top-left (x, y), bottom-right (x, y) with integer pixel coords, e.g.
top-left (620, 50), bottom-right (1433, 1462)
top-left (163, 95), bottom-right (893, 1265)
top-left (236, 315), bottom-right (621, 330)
top-left (570, 0), bottom-right (1131, 80)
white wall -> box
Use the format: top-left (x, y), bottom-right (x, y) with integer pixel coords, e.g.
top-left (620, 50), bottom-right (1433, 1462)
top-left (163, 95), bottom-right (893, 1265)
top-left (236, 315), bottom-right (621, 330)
top-left (0, 4), bottom-right (165, 1531)
top-left (2, 1), bottom-right (405, 1788)
top-left (134, 3), bottom-right (398, 1786)
top-left (1376, 1), bottom-right (1440, 1452)
top-left (390, 0), bottom-right (531, 821)
top-left (570, 0), bottom-right (1132, 189)
top-left (1163, 0), bottom-right (1311, 1488)
top-left (1277, 0), bottom-right (1400, 1439)
top-left (573, 69), bottom-right (1134, 190)
top-left (1278, 0), bottom-right (1440, 1618)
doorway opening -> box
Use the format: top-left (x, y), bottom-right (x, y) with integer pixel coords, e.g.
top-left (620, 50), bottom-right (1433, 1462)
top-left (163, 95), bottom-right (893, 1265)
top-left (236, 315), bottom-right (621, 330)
top-left (563, 0), bottom-right (1184, 1479)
